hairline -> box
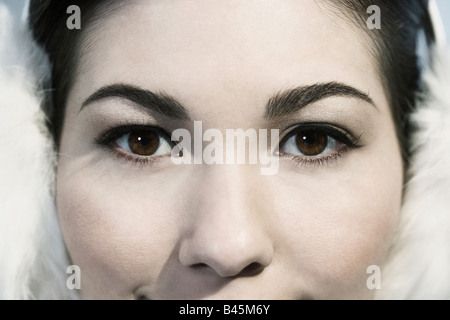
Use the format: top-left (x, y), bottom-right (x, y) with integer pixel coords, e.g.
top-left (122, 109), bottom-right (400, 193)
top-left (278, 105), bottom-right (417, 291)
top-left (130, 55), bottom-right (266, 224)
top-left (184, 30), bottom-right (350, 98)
top-left (55, 1), bottom-right (128, 145)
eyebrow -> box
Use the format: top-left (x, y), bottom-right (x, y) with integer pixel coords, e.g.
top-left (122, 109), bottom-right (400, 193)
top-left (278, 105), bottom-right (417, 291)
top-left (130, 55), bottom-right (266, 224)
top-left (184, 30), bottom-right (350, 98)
top-left (80, 83), bottom-right (190, 120)
top-left (265, 82), bottom-right (375, 119)
top-left (81, 82), bottom-right (374, 121)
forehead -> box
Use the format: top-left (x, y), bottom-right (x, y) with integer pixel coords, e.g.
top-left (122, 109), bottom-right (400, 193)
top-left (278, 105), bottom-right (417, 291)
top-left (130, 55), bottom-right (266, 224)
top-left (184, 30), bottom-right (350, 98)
top-left (71, 0), bottom-right (383, 120)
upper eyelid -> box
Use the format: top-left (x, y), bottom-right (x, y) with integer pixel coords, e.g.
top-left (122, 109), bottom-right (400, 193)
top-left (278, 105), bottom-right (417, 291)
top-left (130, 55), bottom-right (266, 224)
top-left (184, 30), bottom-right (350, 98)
top-left (279, 123), bottom-right (364, 150)
top-left (96, 124), bottom-right (173, 145)
top-left (280, 123), bottom-right (354, 141)
top-left (96, 123), bottom-right (360, 148)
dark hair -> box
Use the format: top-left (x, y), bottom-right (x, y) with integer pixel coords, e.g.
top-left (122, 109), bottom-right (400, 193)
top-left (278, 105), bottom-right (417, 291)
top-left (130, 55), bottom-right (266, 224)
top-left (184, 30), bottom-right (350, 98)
top-left (323, 0), bottom-right (437, 165)
top-left (28, 0), bottom-right (436, 163)
top-left (28, 0), bottom-right (122, 146)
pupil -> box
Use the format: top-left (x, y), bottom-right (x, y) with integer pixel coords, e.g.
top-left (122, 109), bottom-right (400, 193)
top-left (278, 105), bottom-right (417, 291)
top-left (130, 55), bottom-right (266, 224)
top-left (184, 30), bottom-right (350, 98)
top-left (302, 135), bottom-right (316, 145)
top-left (295, 131), bottom-right (328, 156)
top-left (128, 131), bottom-right (159, 155)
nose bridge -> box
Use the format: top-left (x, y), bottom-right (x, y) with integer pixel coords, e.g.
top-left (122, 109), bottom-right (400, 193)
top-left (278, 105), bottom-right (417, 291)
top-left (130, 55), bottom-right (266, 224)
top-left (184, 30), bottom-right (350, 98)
top-left (201, 165), bottom-right (252, 216)
top-left (179, 165), bottom-right (273, 278)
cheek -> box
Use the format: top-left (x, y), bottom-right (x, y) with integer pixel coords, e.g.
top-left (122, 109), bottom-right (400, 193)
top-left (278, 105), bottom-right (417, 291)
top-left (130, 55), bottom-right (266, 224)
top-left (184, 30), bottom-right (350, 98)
top-left (272, 148), bottom-right (403, 298)
top-left (55, 164), bottom-right (180, 299)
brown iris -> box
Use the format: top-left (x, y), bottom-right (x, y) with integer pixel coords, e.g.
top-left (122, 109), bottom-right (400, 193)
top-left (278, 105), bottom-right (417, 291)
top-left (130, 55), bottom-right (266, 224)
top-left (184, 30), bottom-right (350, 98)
top-left (128, 130), bottom-right (160, 156)
top-left (295, 131), bottom-right (328, 156)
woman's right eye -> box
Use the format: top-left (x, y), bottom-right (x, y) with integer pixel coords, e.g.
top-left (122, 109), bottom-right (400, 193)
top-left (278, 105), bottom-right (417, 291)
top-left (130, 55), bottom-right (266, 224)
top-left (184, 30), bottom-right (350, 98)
top-left (114, 129), bottom-right (173, 157)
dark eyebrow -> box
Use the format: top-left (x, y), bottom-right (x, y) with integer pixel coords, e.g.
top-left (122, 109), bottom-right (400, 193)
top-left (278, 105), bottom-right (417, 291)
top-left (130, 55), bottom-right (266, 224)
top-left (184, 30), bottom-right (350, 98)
top-left (80, 83), bottom-right (190, 120)
top-left (265, 82), bottom-right (376, 119)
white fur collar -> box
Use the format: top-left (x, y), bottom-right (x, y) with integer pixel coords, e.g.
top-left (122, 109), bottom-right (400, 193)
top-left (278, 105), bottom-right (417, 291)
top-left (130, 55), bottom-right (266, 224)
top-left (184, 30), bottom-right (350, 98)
top-left (376, 47), bottom-right (450, 299)
top-left (0, 5), bottom-right (75, 299)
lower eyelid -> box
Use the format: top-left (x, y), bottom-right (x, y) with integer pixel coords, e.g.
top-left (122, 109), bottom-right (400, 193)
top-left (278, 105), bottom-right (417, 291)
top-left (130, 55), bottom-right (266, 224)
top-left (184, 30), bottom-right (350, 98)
top-left (106, 144), bottom-right (172, 167)
top-left (279, 144), bottom-right (350, 167)
top-left (99, 123), bottom-right (356, 168)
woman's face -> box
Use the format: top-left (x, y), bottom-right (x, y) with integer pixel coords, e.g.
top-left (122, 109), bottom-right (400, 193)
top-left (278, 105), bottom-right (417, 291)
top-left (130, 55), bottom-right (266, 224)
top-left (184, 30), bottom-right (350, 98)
top-left (56, 0), bottom-right (403, 299)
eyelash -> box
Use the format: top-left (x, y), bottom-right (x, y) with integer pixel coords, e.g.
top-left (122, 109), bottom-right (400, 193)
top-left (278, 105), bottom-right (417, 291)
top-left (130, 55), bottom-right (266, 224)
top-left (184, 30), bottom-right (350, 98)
top-left (95, 123), bottom-right (362, 168)
top-left (278, 123), bottom-right (362, 167)
top-left (95, 124), bottom-right (174, 167)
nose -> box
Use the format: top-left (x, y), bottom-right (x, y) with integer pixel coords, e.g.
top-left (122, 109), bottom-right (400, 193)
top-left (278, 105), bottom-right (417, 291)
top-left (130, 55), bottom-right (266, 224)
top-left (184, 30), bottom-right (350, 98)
top-left (178, 166), bottom-right (273, 278)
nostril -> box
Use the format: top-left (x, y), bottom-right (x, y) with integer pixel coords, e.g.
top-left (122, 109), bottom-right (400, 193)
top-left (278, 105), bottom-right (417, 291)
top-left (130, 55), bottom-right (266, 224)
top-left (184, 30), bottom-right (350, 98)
top-left (134, 293), bottom-right (149, 300)
top-left (191, 263), bottom-right (209, 270)
top-left (189, 262), bottom-right (265, 278)
top-left (239, 262), bottom-right (264, 278)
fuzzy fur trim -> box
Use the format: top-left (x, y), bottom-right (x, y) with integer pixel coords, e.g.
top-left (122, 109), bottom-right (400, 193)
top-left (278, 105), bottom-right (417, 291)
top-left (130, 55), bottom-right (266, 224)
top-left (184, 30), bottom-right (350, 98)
top-left (0, 5), bottom-right (75, 299)
top-left (375, 47), bottom-right (450, 299)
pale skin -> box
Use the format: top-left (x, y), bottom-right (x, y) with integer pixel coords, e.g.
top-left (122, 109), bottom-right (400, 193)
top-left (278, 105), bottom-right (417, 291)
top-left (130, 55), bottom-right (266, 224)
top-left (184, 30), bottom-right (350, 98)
top-left (56, 0), bottom-right (403, 299)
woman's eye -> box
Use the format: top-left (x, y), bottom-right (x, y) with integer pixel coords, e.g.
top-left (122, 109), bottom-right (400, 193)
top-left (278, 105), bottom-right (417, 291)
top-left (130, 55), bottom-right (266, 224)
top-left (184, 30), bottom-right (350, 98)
top-left (280, 129), bottom-right (339, 157)
top-left (115, 130), bottom-right (172, 156)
